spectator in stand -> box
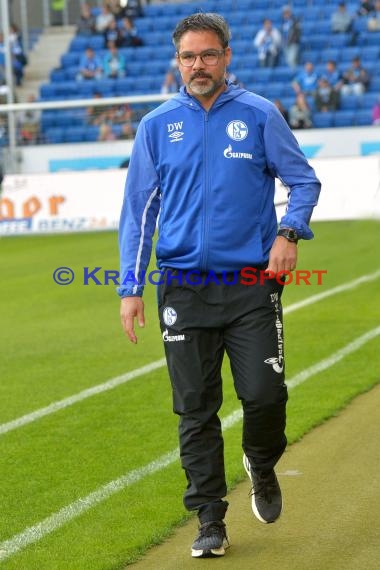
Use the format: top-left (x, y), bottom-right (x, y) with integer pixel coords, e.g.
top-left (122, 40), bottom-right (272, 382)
top-left (17, 94), bottom-right (40, 144)
top-left (122, 0), bottom-right (143, 19)
top-left (108, 102), bottom-right (133, 125)
top-left (226, 70), bottom-right (241, 86)
top-left (98, 123), bottom-right (116, 141)
top-left (322, 60), bottom-right (343, 93)
top-left (86, 92), bottom-right (107, 125)
top-left (119, 16), bottom-right (144, 46)
top-left (281, 5), bottom-right (301, 69)
top-left (367, 0), bottom-right (380, 29)
top-left (118, 121), bottom-right (135, 139)
top-left (356, 0), bottom-right (375, 16)
top-left (103, 41), bottom-right (126, 78)
top-left (314, 77), bottom-right (340, 112)
top-left (331, 2), bottom-right (354, 33)
top-left (104, 18), bottom-right (124, 46)
top-left (10, 23), bottom-right (27, 63)
top-left (107, 0), bottom-right (127, 20)
top-left (161, 58), bottom-right (182, 94)
top-left (341, 56), bottom-right (370, 95)
top-left (0, 31), bottom-right (25, 85)
top-left (288, 93), bottom-right (313, 129)
top-left (77, 46), bottom-right (103, 80)
top-left (291, 61), bottom-right (319, 96)
top-left (372, 95), bottom-right (380, 124)
top-left (253, 19), bottom-right (282, 68)
top-left (274, 99), bottom-right (289, 124)
top-left (76, 2), bottom-right (96, 36)
top-left (95, 4), bottom-right (115, 34)
top-left (10, 25), bottom-right (28, 83)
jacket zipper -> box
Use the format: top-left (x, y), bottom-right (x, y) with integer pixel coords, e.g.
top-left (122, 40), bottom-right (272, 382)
top-left (200, 110), bottom-right (209, 271)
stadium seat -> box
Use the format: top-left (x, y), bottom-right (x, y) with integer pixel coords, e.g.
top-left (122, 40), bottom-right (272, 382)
top-left (339, 47), bottom-right (361, 63)
top-left (360, 92), bottom-right (379, 109)
top-left (84, 126), bottom-right (100, 142)
top-left (35, 0), bottom-right (380, 137)
top-left (45, 127), bottom-right (65, 143)
top-left (369, 76), bottom-right (380, 92)
top-left (266, 82), bottom-right (286, 99)
top-left (361, 46), bottom-right (380, 61)
top-left (339, 95), bottom-right (360, 110)
top-left (334, 110), bottom-right (355, 127)
top-left (360, 32), bottom-right (380, 46)
top-left (312, 112), bottom-right (334, 128)
top-left (321, 48), bottom-right (341, 63)
top-left (303, 35), bottom-right (328, 51)
top-left (40, 83), bottom-right (56, 99)
top-left (65, 127), bottom-right (86, 143)
top-left (327, 33), bottom-right (353, 48)
top-left (355, 109), bottom-right (373, 126)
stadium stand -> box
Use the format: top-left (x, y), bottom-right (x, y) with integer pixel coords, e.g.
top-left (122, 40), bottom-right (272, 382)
top-left (33, 0), bottom-right (380, 142)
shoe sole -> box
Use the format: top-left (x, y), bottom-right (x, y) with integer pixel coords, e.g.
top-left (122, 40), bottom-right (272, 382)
top-left (242, 453), bottom-right (282, 524)
top-left (191, 546), bottom-right (226, 558)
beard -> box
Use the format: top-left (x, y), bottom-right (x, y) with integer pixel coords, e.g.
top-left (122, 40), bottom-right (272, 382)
top-left (188, 72), bottom-right (225, 97)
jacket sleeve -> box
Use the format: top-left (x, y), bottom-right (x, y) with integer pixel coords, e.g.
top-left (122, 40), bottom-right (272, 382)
top-left (117, 119), bottom-right (160, 297)
top-left (264, 106), bottom-right (321, 239)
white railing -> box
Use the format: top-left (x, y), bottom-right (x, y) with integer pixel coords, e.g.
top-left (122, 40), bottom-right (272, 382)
top-left (0, 92), bottom-right (171, 174)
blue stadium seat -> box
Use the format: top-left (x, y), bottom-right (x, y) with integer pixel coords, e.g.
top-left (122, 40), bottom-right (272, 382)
top-left (339, 95), bottom-right (360, 110)
top-left (334, 110), bottom-right (355, 127)
top-left (40, 83), bottom-right (56, 99)
top-left (65, 127), bottom-right (86, 143)
top-left (312, 112), bottom-right (334, 128)
top-left (369, 76), bottom-right (380, 92)
top-left (37, 0), bottom-right (380, 135)
top-left (271, 66), bottom-right (295, 82)
top-left (354, 109), bottom-right (372, 126)
top-left (266, 82), bottom-right (286, 99)
top-left (327, 33), bottom-right (353, 48)
top-left (360, 32), bottom-right (380, 46)
top-left (361, 46), bottom-right (380, 61)
top-left (237, 69), bottom-right (256, 85)
top-left (339, 47), bottom-right (361, 63)
top-left (84, 126), bottom-right (100, 142)
top-left (69, 36), bottom-right (87, 52)
top-left (61, 53), bottom-right (80, 68)
top-left (360, 92), bottom-right (379, 109)
top-left (321, 48), bottom-right (341, 63)
top-left (88, 35), bottom-right (105, 51)
top-left (45, 128), bottom-right (65, 144)
top-left (303, 34), bottom-right (328, 51)
top-left (50, 69), bottom-right (66, 82)
top-left (300, 50), bottom-right (321, 65)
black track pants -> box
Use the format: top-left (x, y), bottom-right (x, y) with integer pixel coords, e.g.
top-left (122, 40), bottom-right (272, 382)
top-left (158, 270), bottom-right (288, 522)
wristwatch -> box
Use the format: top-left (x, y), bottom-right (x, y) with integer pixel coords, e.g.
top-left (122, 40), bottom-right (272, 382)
top-left (277, 227), bottom-right (298, 244)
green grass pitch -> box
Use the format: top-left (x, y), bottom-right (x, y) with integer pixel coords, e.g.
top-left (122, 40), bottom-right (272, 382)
top-left (0, 219), bottom-right (379, 569)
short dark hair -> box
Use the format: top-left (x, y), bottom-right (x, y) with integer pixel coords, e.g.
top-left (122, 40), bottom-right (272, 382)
top-left (172, 12), bottom-right (231, 51)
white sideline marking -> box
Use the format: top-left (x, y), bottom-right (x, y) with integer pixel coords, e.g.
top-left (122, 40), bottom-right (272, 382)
top-left (0, 359), bottom-right (166, 436)
top-left (0, 325), bottom-right (379, 562)
top-left (287, 326), bottom-right (380, 389)
top-left (283, 268), bottom-right (380, 315)
top-left (1, 269), bottom-right (379, 438)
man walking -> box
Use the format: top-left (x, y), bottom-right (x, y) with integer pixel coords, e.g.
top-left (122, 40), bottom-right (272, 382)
top-left (118, 12), bottom-right (321, 559)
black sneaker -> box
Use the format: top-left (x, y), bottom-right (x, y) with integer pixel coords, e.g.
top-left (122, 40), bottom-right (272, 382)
top-left (191, 520), bottom-right (229, 558)
top-left (243, 453), bottom-right (282, 523)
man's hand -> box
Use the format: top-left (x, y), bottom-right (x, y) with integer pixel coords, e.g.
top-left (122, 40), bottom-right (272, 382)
top-left (267, 236), bottom-right (298, 275)
top-left (120, 297), bottom-right (145, 344)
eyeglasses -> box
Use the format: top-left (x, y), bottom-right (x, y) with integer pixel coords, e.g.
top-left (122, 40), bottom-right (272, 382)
top-left (177, 49), bottom-right (225, 67)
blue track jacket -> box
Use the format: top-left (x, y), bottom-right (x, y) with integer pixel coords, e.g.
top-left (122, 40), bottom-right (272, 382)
top-left (118, 83), bottom-right (321, 297)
